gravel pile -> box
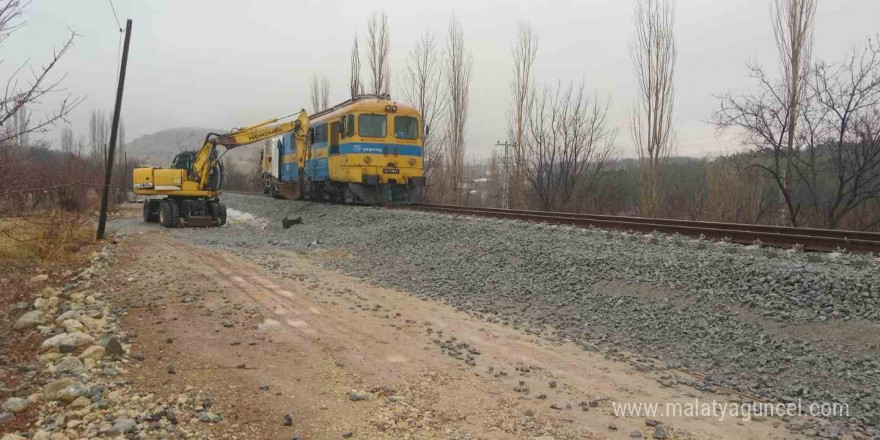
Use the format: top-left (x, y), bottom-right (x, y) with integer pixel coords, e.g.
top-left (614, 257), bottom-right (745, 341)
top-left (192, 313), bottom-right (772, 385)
top-left (180, 194), bottom-right (880, 433)
top-left (3, 242), bottom-right (223, 440)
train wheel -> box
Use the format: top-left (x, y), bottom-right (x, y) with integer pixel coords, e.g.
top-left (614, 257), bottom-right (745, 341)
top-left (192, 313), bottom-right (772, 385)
top-left (344, 186), bottom-right (356, 204)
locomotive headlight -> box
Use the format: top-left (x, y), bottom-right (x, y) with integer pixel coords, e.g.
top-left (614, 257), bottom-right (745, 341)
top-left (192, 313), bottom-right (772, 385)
top-left (409, 158), bottom-right (416, 166)
top-left (364, 156), bottom-right (372, 164)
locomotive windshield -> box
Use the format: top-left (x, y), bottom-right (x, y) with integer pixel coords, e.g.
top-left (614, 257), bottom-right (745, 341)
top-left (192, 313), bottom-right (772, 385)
top-left (394, 116), bottom-right (418, 140)
top-left (359, 114), bottom-right (387, 138)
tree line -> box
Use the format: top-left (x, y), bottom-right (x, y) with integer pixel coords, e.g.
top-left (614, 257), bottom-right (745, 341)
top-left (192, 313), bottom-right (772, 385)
top-left (399, 0), bottom-right (880, 231)
top-left (5, 0), bottom-right (880, 232)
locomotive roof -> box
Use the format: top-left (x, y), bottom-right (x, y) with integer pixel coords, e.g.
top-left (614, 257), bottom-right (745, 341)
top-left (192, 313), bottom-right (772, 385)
top-left (309, 96), bottom-right (420, 124)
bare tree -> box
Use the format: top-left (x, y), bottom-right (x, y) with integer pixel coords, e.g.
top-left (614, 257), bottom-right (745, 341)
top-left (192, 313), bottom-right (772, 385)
top-left (629, 0), bottom-right (676, 218)
top-left (88, 110), bottom-right (109, 164)
top-left (444, 16), bottom-right (472, 204)
top-left (773, 0), bottom-right (816, 223)
top-left (320, 76), bottom-right (330, 110)
top-left (523, 81), bottom-right (617, 211)
top-left (0, 0), bottom-right (92, 215)
top-left (367, 11), bottom-right (391, 96)
top-left (309, 74), bottom-right (330, 112)
top-left (6, 102), bottom-right (28, 146)
top-left (60, 126), bottom-right (75, 154)
top-left (795, 38), bottom-right (880, 229)
top-left (401, 30), bottom-right (447, 189)
top-left (716, 64), bottom-right (803, 224)
top-left (350, 35), bottom-right (363, 98)
top-left (508, 22), bottom-right (538, 209)
top-left (0, 0), bottom-right (83, 145)
top-left (309, 74), bottom-right (320, 113)
top-left (715, 0), bottom-right (816, 227)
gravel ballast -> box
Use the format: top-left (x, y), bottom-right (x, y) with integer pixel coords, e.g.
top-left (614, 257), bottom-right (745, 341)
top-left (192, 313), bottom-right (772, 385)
top-left (177, 194), bottom-right (880, 433)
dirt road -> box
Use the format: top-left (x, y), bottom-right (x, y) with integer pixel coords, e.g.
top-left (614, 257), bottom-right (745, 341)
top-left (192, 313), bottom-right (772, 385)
top-left (100, 225), bottom-right (804, 440)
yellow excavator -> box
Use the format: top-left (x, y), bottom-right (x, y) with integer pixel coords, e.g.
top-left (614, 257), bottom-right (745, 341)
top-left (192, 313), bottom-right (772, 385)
top-left (133, 110), bottom-right (309, 227)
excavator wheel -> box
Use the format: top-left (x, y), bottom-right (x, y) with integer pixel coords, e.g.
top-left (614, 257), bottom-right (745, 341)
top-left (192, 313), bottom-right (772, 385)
top-left (158, 201), bottom-right (179, 228)
top-left (211, 202), bottom-right (227, 226)
top-left (142, 200), bottom-right (159, 223)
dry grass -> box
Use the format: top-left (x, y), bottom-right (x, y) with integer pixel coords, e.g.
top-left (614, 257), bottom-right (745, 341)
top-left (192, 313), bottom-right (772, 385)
top-left (0, 211), bottom-right (96, 260)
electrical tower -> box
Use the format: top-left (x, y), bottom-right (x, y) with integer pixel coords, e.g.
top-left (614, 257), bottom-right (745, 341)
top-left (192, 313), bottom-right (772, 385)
top-left (495, 140), bottom-right (516, 209)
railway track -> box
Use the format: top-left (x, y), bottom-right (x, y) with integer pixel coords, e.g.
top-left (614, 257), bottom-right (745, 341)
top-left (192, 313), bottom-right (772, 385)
top-left (222, 191), bottom-right (880, 253)
top-left (393, 204), bottom-right (880, 254)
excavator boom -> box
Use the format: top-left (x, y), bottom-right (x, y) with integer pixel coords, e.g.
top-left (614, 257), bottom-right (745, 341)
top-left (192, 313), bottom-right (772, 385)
top-left (193, 109), bottom-right (310, 191)
top-left (133, 109), bottom-right (309, 228)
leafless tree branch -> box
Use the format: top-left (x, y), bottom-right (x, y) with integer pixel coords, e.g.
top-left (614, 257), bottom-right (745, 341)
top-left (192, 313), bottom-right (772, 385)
top-left (629, 0), bottom-right (676, 217)
top-left (367, 11), bottom-right (391, 96)
top-left (444, 16), bottom-right (472, 204)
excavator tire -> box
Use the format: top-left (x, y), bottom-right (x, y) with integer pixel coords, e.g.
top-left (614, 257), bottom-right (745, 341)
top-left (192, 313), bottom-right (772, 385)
top-left (215, 203), bottom-right (227, 226)
top-left (158, 201), bottom-right (179, 228)
top-left (142, 200), bottom-right (159, 223)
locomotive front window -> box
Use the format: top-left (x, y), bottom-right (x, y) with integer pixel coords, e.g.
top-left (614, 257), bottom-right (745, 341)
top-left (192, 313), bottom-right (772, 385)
top-left (394, 116), bottom-right (418, 140)
top-left (359, 114), bottom-right (387, 138)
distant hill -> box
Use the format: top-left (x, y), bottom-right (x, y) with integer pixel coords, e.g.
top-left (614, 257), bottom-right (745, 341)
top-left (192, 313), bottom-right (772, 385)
top-left (125, 127), bottom-right (261, 172)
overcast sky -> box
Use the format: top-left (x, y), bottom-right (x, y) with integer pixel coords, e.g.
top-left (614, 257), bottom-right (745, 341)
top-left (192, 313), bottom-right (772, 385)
top-left (5, 0), bottom-right (880, 159)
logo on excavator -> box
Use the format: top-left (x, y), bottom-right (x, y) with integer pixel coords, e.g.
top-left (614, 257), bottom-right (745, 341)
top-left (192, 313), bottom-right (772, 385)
top-left (248, 126), bottom-right (284, 141)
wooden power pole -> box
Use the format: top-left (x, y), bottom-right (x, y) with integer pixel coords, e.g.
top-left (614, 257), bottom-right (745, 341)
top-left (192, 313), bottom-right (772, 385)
top-left (97, 19), bottom-right (132, 240)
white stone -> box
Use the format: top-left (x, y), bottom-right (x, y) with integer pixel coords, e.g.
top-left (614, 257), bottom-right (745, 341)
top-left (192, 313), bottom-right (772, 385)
top-left (42, 378), bottom-right (75, 401)
top-left (2, 397), bottom-right (28, 413)
top-left (80, 316), bottom-right (106, 332)
top-left (41, 332), bottom-right (95, 350)
top-left (28, 274), bottom-right (49, 284)
top-left (39, 352), bottom-right (62, 363)
top-left (78, 345), bottom-right (105, 361)
top-left (67, 396), bottom-right (90, 410)
top-left (61, 319), bottom-right (85, 333)
top-left (55, 310), bottom-right (81, 324)
top-left (37, 325), bottom-right (54, 335)
top-left (14, 310), bottom-right (44, 330)
top-left (55, 356), bottom-right (84, 374)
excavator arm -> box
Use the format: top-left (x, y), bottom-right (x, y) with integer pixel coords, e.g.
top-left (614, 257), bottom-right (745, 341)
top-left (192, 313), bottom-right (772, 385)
top-left (192, 109), bottom-right (310, 190)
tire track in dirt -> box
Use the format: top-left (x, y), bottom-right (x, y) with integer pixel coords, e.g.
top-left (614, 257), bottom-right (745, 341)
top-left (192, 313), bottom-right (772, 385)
top-left (191, 247), bottom-right (410, 363)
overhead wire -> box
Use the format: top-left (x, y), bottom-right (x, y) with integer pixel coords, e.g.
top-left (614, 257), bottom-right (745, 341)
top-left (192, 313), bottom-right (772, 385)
top-left (107, 0), bottom-right (123, 32)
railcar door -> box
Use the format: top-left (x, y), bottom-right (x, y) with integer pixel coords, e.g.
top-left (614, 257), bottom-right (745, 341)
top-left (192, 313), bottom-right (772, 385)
top-left (329, 122), bottom-right (340, 154)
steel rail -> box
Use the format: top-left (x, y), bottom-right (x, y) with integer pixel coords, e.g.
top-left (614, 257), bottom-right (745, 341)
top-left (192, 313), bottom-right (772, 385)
top-left (393, 204), bottom-right (880, 254)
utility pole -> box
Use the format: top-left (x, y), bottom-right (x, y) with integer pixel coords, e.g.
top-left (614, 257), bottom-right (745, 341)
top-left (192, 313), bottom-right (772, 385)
top-left (97, 19), bottom-right (132, 240)
top-left (495, 140), bottom-right (516, 209)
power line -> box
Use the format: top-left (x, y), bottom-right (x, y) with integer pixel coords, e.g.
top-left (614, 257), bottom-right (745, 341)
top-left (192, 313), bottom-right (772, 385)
top-left (107, 0), bottom-right (123, 31)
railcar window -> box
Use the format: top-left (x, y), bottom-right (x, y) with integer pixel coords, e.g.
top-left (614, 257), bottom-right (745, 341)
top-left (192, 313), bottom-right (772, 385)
top-left (345, 114), bottom-right (355, 137)
top-left (358, 114), bottom-right (387, 138)
top-left (314, 124), bottom-right (327, 144)
top-left (394, 116), bottom-right (418, 140)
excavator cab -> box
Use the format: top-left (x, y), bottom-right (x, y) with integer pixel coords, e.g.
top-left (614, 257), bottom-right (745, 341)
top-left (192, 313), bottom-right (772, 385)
top-left (171, 152), bottom-right (196, 174)
top-left (171, 150), bottom-right (224, 192)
